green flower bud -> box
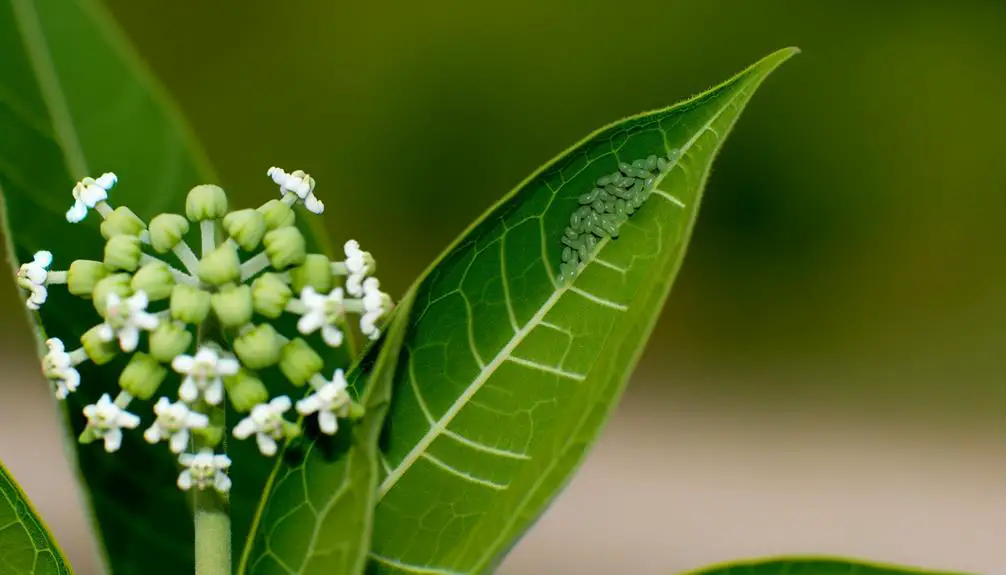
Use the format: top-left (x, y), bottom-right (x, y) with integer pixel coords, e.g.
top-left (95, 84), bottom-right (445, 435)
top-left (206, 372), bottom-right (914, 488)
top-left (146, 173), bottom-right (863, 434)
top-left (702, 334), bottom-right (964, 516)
top-left (170, 284), bottom-right (212, 324)
top-left (67, 260), bottom-right (108, 297)
top-left (148, 321), bottom-right (193, 363)
top-left (104, 234), bottom-right (142, 272)
top-left (92, 273), bottom-right (131, 317)
top-left (211, 284), bottom-right (253, 329)
top-left (224, 370), bottom-right (268, 412)
top-left (251, 273), bottom-right (293, 318)
top-left (119, 352), bottom-right (167, 400)
top-left (100, 206), bottom-right (146, 239)
top-left (257, 199), bottom-right (295, 229)
top-left (198, 243), bottom-right (240, 286)
top-left (131, 262), bottom-right (175, 301)
top-left (233, 324), bottom-right (282, 370)
top-left (148, 213), bottom-right (190, 253)
top-left (185, 184), bottom-right (228, 221)
top-left (279, 338), bottom-right (323, 387)
top-left (192, 426), bottom-right (224, 449)
top-left (290, 254), bottom-right (333, 294)
top-left (347, 402), bottom-right (365, 420)
top-left (80, 325), bottom-right (118, 365)
top-left (222, 209), bottom-right (267, 251)
top-left (282, 421), bottom-right (302, 440)
top-left (263, 227), bottom-right (306, 270)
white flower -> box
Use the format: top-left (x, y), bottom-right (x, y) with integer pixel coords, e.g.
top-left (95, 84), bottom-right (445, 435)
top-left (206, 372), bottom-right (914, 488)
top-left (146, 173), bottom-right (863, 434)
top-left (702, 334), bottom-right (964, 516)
top-left (359, 277), bottom-right (391, 340)
top-left (144, 397), bottom-right (210, 454)
top-left (42, 338), bottom-right (80, 400)
top-left (267, 167), bottom-right (324, 214)
top-left (297, 286), bottom-right (346, 347)
top-left (16, 251), bottom-right (52, 310)
top-left (177, 449), bottom-right (232, 493)
top-left (172, 347), bottom-right (239, 406)
top-left (96, 291), bottom-right (159, 352)
top-left (66, 172), bottom-right (117, 223)
top-left (82, 393), bottom-right (140, 453)
top-left (233, 396), bottom-right (292, 456)
top-left (296, 369), bottom-right (352, 435)
top-left (343, 240), bottom-right (374, 297)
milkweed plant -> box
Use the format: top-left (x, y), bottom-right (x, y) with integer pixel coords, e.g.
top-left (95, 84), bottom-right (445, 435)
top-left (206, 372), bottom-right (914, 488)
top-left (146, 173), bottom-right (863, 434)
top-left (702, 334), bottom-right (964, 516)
top-left (0, 10), bottom-right (971, 575)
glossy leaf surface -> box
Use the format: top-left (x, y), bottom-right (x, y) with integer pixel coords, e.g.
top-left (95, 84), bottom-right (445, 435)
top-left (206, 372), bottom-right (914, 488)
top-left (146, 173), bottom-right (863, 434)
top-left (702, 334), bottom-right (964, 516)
top-left (685, 557), bottom-right (973, 575)
top-left (0, 461), bottom-right (71, 575)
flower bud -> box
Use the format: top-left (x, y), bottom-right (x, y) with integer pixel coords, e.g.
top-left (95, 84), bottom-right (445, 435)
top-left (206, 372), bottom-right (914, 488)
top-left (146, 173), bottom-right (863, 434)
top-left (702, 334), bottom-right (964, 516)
top-left (263, 227), bottom-right (306, 270)
top-left (233, 324), bottom-right (282, 370)
top-left (251, 273), bottom-right (292, 318)
top-left (290, 254), bottom-right (333, 294)
top-left (257, 199), bottom-right (295, 230)
top-left (81, 324), bottom-right (118, 365)
top-left (104, 234), bottom-right (142, 272)
top-left (131, 262), bottom-right (175, 301)
top-left (171, 284), bottom-right (212, 324)
top-left (222, 209), bottom-right (266, 252)
top-left (149, 321), bottom-right (193, 363)
top-left (198, 243), bottom-right (240, 286)
top-left (92, 273), bottom-right (131, 317)
top-left (211, 284), bottom-right (253, 329)
top-left (148, 213), bottom-right (190, 253)
top-left (100, 206), bottom-right (146, 240)
top-left (279, 338), bottom-right (323, 387)
top-left (185, 184), bottom-right (228, 221)
top-left (347, 402), bottom-right (365, 420)
top-left (192, 426), bottom-right (224, 449)
top-left (67, 260), bottom-right (108, 297)
top-left (224, 370), bottom-right (268, 413)
top-left (119, 353), bottom-right (167, 400)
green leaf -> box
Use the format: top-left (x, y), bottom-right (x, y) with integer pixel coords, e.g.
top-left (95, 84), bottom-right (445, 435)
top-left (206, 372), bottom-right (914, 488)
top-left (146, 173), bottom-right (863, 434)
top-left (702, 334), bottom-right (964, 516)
top-left (0, 460), bottom-right (72, 574)
top-left (0, 1), bottom-right (346, 573)
top-left (682, 557), bottom-right (974, 575)
top-left (362, 48), bottom-right (798, 573)
top-left (240, 290), bottom-right (418, 575)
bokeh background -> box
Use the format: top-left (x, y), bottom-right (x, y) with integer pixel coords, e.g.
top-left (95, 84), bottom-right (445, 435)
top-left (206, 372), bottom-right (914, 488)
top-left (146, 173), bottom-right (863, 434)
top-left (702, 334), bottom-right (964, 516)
top-left (2, 1), bottom-right (1005, 573)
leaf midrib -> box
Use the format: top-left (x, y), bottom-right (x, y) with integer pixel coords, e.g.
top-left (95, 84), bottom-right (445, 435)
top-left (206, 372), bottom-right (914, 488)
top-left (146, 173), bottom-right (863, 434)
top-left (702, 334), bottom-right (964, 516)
top-left (376, 80), bottom-right (748, 500)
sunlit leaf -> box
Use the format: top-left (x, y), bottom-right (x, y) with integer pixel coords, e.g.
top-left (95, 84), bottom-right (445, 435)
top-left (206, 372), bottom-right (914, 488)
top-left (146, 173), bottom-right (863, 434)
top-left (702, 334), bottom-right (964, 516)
top-left (682, 556), bottom-right (974, 575)
top-left (0, 460), bottom-right (72, 575)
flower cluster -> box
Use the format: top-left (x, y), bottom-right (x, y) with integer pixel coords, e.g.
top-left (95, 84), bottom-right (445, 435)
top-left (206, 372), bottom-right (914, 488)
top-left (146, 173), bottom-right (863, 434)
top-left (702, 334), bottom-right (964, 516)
top-left (20, 168), bottom-right (393, 494)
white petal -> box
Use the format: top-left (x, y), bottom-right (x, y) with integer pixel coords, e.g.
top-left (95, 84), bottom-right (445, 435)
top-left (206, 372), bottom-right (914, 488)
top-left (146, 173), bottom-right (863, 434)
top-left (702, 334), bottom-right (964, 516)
top-left (144, 425), bottom-right (163, 444)
top-left (54, 382), bottom-right (69, 400)
top-left (299, 286), bottom-right (324, 308)
top-left (179, 377), bottom-right (199, 403)
top-left (321, 325), bottom-right (344, 348)
top-left (304, 194), bottom-right (324, 214)
top-left (33, 251), bottom-right (53, 268)
top-left (297, 310), bottom-right (325, 335)
top-left (153, 397), bottom-right (171, 414)
top-left (213, 472), bottom-right (231, 494)
top-left (185, 411), bottom-right (209, 428)
top-left (216, 357), bottom-right (239, 376)
top-left (213, 454), bottom-right (232, 470)
top-left (80, 184), bottom-right (107, 207)
top-left (233, 416), bottom-right (256, 440)
top-left (133, 311), bottom-right (159, 331)
top-left (95, 323), bottom-right (115, 342)
top-left (318, 410), bottom-right (338, 435)
top-left (103, 429), bottom-right (123, 453)
top-left (172, 354), bottom-right (195, 374)
top-left (205, 378), bottom-right (224, 406)
top-left (66, 200), bottom-right (88, 223)
top-left (177, 470), bottom-right (193, 491)
top-left (346, 274), bottom-right (364, 297)
top-left (63, 368), bottom-right (80, 393)
top-left (169, 429), bottom-right (189, 454)
top-left (296, 395), bottom-right (322, 415)
top-left (118, 326), bottom-right (140, 352)
top-left (256, 433), bottom-right (278, 457)
top-left (270, 395), bottom-right (292, 413)
top-left (95, 172), bottom-right (117, 190)
top-left (116, 410), bottom-right (141, 429)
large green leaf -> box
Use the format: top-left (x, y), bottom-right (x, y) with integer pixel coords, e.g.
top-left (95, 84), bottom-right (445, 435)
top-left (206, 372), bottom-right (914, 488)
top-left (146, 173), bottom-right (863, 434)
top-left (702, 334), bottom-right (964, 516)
top-left (0, 1), bottom-right (345, 572)
top-left (683, 557), bottom-right (973, 575)
top-left (244, 47), bottom-right (797, 574)
top-left (0, 461), bottom-right (71, 575)
top-left (240, 290), bottom-right (417, 575)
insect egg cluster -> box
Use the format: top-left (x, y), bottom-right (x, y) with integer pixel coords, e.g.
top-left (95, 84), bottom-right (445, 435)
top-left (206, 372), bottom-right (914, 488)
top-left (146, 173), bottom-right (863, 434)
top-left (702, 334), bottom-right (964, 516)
top-left (558, 148), bottom-right (680, 282)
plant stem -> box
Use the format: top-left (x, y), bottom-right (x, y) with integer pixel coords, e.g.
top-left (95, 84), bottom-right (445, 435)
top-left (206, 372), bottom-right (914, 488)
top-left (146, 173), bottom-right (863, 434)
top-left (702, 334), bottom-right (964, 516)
top-left (194, 489), bottom-right (231, 575)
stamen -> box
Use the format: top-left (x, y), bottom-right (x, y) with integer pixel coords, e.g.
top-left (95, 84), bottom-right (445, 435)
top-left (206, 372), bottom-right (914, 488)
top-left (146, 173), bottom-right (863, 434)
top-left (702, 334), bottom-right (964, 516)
top-left (239, 252), bottom-right (271, 281)
top-left (172, 242), bottom-right (201, 276)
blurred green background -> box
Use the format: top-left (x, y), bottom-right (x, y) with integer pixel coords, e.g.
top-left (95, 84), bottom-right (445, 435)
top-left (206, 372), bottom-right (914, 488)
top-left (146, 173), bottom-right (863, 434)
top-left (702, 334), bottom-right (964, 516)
top-left (1, 1), bottom-right (1004, 574)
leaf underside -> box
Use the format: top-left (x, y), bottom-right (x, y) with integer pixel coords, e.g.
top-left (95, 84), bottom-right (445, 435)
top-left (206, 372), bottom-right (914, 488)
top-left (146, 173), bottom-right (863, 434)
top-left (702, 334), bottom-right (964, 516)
top-left (0, 1), bottom-right (346, 573)
top-left (245, 48), bottom-right (798, 575)
top-left (684, 557), bottom-right (975, 575)
top-left (0, 462), bottom-right (72, 575)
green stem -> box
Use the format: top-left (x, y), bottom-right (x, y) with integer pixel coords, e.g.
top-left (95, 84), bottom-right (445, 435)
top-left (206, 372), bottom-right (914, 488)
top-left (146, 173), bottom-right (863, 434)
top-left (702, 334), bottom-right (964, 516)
top-left (194, 489), bottom-right (231, 575)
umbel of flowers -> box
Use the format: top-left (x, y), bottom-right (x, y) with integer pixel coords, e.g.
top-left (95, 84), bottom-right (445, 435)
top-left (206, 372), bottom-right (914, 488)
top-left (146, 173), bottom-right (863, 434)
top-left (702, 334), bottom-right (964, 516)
top-left (16, 168), bottom-right (393, 494)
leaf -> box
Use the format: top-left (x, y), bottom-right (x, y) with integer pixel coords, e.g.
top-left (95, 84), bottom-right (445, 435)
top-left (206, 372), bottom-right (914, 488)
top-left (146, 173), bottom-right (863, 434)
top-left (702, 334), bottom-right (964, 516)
top-left (0, 460), bottom-right (72, 575)
top-left (240, 290), bottom-right (418, 575)
top-left (360, 48), bottom-right (798, 573)
top-left (0, 1), bottom-right (346, 573)
top-left (682, 557), bottom-right (974, 575)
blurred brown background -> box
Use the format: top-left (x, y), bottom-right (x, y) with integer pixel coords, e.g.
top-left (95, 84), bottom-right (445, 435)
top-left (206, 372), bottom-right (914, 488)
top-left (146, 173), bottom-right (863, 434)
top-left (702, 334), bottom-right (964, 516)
top-left (1, 1), bottom-right (1004, 573)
